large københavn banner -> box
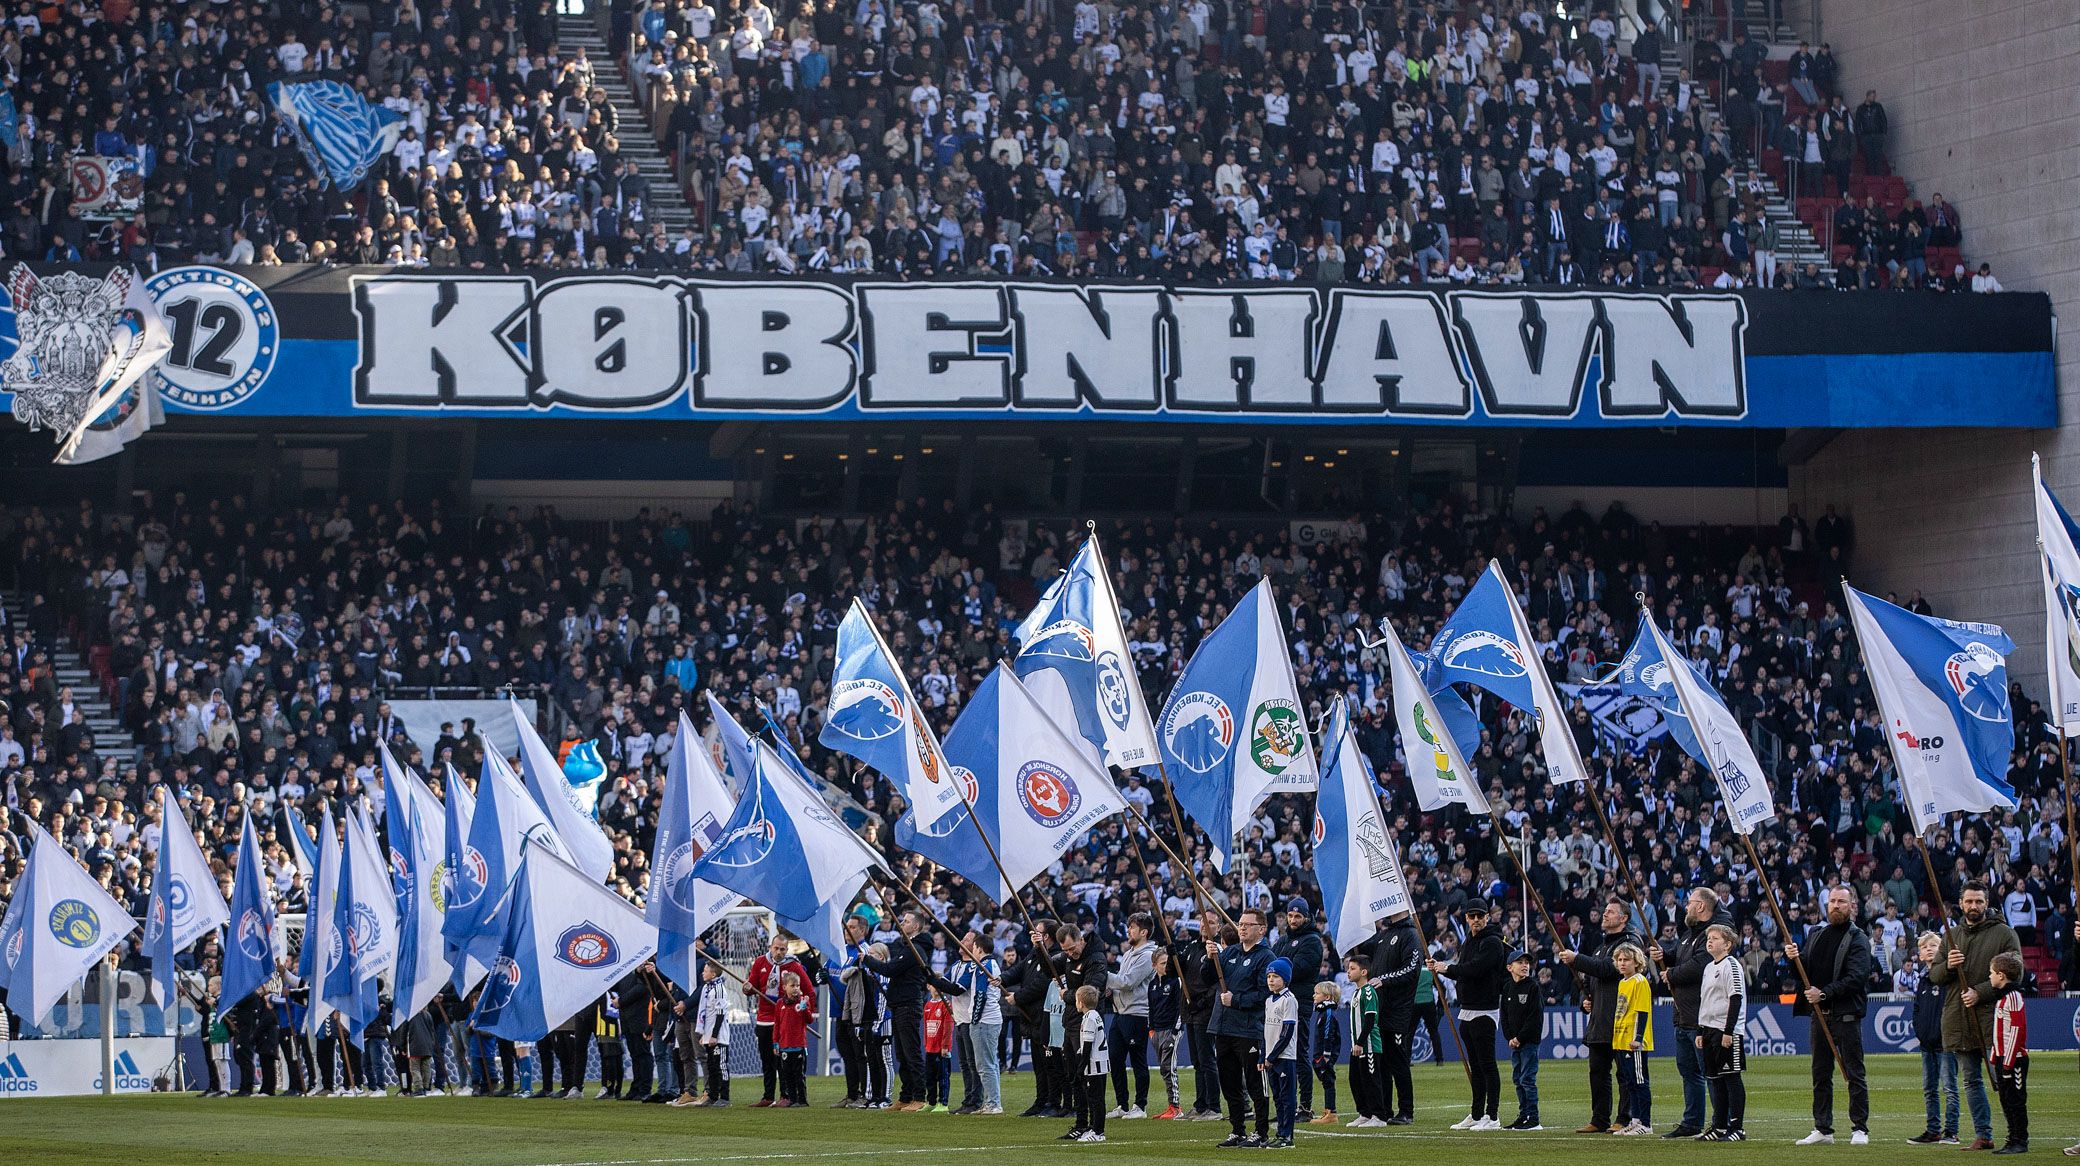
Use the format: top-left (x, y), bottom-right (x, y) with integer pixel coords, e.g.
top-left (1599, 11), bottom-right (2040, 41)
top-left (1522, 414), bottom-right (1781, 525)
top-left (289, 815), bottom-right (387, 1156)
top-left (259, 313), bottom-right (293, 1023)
top-left (0, 265), bottom-right (2056, 428)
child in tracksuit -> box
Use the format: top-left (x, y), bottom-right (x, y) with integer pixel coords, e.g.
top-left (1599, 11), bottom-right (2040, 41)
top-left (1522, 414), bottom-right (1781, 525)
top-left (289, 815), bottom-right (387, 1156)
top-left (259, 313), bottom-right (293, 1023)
top-left (697, 961), bottom-right (733, 1105)
top-left (1988, 952), bottom-right (2028, 1154)
top-left (1501, 949), bottom-right (1543, 1130)
top-left (1611, 943), bottom-right (1654, 1135)
top-left (1345, 954), bottom-right (1386, 1127)
top-left (1910, 931), bottom-right (1960, 1144)
top-left (1261, 957), bottom-right (1299, 1148)
top-left (1148, 947), bottom-right (1183, 1119)
top-left (1069, 985), bottom-right (1110, 1143)
top-left (923, 987), bottom-right (955, 1111)
top-left (773, 972), bottom-right (814, 1107)
top-left (1308, 982), bottom-right (1342, 1124)
top-left (1696, 924), bottom-right (1748, 1141)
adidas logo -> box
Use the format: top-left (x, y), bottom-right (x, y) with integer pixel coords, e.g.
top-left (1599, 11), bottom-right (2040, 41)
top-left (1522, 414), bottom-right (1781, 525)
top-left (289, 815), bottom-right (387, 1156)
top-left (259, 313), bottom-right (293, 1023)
top-left (0, 1053), bottom-right (36, 1092)
top-left (0, 1053), bottom-right (28, 1078)
top-left (1742, 1008), bottom-right (1801, 1056)
top-left (95, 1049), bottom-right (153, 1092)
top-left (113, 1052), bottom-right (141, 1076)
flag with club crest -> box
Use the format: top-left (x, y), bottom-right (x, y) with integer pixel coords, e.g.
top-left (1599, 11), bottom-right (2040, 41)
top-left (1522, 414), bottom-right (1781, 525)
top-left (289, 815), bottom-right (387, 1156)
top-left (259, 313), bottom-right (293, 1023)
top-left (325, 804), bottom-right (398, 1039)
top-left (440, 763), bottom-right (488, 994)
top-left (1428, 561), bottom-right (1590, 784)
top-left (0, 822), bottom-right (137, 1024)
top-left (470, 843), bottom-right (657, 1043)
top-left (691, 741), bottom-right (887, 924)
top-left (1311, 697), bottom-right (1414, 954)
top-left (301, 807), bottom-right (342, 1037)
top-left (145, 785), bottom-right (231, 1012)
top-left (266, 77), bottom-right (406, 189)
top-left (509, 701), bottom-right (615, 880)
top-left (1639, 612), bottom-right (1778, 835)
top-left (380, 744), bottom-right (453, 1024)
top-left (444, 751), bottom-right (570, 977)
top-left (1381, 617), bottom-right (1491, 815)
top-left (650, 712), bottom-right (744, 994)
top-left (217, 815), bottom-right (277, 1021)
top-left (1013, 534), bottom-right (1161, 769)
top-left (821, 599), bottom-right (964, 831)
top-left (1613, 615), bottom-right (1709, 760)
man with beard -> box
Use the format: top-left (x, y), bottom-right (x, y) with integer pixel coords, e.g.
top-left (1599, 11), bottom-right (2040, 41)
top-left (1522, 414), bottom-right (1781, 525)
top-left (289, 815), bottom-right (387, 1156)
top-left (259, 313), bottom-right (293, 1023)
top-left (1352, 909), bottom-right (1423, 1123)
top-left (1429, 901), bottom-right (1507, 1130)
top-left (1652, 887), bottom-right (1733, 1139)
top-left (1273, 897), bottom-right (1326, 1120)
top-left (1205, 907), bottom-right (1276, 1147)
top-left (1925, 881), bottom-right (2022, 1151)
top-left (1784, 886), bottom-right (1875, 1145)
top-left (1559, 899), bottom-right (1647, 1132)
top-left (1031, 921), bottom-right (1110, 1137)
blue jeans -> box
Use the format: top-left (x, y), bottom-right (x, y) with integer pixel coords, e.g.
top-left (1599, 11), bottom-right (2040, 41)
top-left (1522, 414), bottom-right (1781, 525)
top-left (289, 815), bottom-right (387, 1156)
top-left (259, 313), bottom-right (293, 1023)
top-left (1673, 1026), bottom-right (1706, 1131)
top-left (969, 1020), bottom-right (1002, 1107)
top-left (1269, 1059), bottom-right (1298, 1139)
top-left (1958, 1051), bottom-right (1994, 1141)
top-left (653, 1027), bottom-right (677, 1095)
top-left (1921, 1049), bottom-right (1959, 1136)
top-left (1511, 1043), bottom-right (1540, 1119)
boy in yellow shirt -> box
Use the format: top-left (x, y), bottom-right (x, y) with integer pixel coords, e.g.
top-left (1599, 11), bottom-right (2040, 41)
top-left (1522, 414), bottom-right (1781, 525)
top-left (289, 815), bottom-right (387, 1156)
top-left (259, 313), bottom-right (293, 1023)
top-left (1612, 943), bottom-right (1654, 1135)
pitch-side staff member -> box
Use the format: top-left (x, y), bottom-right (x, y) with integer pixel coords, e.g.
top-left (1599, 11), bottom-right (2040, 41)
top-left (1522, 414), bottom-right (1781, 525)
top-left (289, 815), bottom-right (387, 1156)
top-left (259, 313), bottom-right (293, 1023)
top-left (1429, 901), bottom-right (1506, 1131)
top-left (1206, 907), bottom-right (1276, 1148)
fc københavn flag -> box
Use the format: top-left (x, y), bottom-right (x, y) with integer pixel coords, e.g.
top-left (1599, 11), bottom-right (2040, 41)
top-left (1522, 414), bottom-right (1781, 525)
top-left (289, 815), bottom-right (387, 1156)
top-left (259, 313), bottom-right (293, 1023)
top-left (822, 599), bottom-right (963, 831)
top-left (650, 712), bottom-right (744, 994)
top-left (1158, 580), bottom-right (1317, 870)
top-left (1613, 616), bottom-right (1707, 760)
top-left (54, 268), bottom-right (173, 466)
top-left (1014, 534), bottom-right (1160, 769)
top-left (470, 843), bottom-right (657, 1043)
top-left (2032, 453), bottom-right (2080, 731)
top-left (380, 744), bottom-right (454, 1024)
top-left (1844, 584), bottom-right (2017, 834)
top-left (266, 77), bottom-right (405, 190)
top-left (300, 807), bottom-right (341, 1037)
top-left (510, 701), bottom-right (616, 881)
top-left (897, 666), bottom-right (1128, 904)
top-left (1429, 562), bottom-right (1589, 784)
top-left (1312, 697), bottom-right (1413, 955)
top-left (440, 763), bottom-right (487, 994)
top-left (692, 741), bottom-right (885, 924)
top-left (0, 822), bottom-right (136, 1024)
top-left (444, 751), bottom-right (567, 976)
top-left (326, 804), bottom-right (398, 1039)
top-left (145, 785), bottom-right (230, 1011)
top-left (1641, 613), bottom-right (1778, 834)
top-left (217, 815), bottom-right (276, 1021)
top-left (1381, 617), bottom-right (1491, 815)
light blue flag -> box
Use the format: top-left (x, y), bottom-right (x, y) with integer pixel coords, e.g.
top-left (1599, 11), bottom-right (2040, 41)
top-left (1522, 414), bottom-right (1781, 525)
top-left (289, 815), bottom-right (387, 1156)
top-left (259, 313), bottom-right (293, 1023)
top-left (444, 752), bottom-right (567, 977)
top-left (280, 804), bottom-right (317, 881)
top-left (1311, 697), bottom-right (1413, 955)
top-left (1844, 584), bottom-right (2017, 834)
top-left (564, 740), bottom-right (608, 794)
top-left (327, 805), bottom-right (398, 1040)
top-left (706, 691), bottom-right (757, 793)
top-left (145, 786), bottom-right (230, 1014)
top-left (1410, 642), bottom-right (1487, 761)
top-left (1613, 618), bottom-right (1709, 759)
top-left (1426, 561), bottom-right (1590, 784)
top-left (380, 745), bottom-right (452, 1024)
top-left (265, 78), bottom-right (405, 189)
top-left (440, 764), bottom-right (488, 994)
top-left (470, 843), bottom-right (657, 1044)
top-left (692, 741), bottom-right (885, 924)
top-left (1012, 535), bottom-right (1160, 768)
top-left (1156, 580), bottom-right (1315, 871)
top-left (299, 808), bottom-right (340, 1036)
top-left (821, 599), bottom-right (964, 831)
top-left (1639, 614), bottom-right (1779, 835)
top-left (649, 713), bottom-right (742, 994)
top-left (0, 823), bottom-right (136, 1024)
top-left (510, 700), bottom-right (616, 881)
top-left (217, 816), bottom-right (276, 1021)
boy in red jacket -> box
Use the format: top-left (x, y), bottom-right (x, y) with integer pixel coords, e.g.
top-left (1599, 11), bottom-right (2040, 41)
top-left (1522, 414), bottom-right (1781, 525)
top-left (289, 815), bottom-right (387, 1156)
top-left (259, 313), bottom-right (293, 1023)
top-left (923, 986), bottom-right (955, 1112)
top-left (772, 972), bottom-right (816, 1107)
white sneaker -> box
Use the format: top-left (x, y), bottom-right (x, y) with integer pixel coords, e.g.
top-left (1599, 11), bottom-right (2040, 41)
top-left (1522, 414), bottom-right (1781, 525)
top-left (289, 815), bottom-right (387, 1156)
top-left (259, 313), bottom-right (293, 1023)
top-left (979, 1104), bottom-right (1003, 1115)
top-left (1451, 1115), bottom-right (1479, 1130)
top-left (1107, 1106), bottom-right (1129, 1119)
top-left (594, 1088), bottom-right (613, 1100)
top-left (1079, 1131), bottom-right (1107, 1143)
top-left (1473, 1118), bottom-right (1503, 1131)
top-left (1358, 1116), bottom-right (1388, 1128)
top-left (1797, 1131), bottom-right (1837, 1146)
top-left (563, 1087), bottom-right (582, 1100)
top-left (1851, 1131), bottom-right (1870, 1146)
top-left (1124, 1107), bottom-right (1147, 1119)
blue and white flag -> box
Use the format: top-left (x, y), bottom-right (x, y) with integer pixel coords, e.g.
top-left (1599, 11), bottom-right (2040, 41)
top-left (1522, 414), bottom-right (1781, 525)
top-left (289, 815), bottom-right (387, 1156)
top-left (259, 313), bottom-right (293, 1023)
top-left (1014, 573), bottom-right (1065, 645)
top-left (649, 712), bottom-right (743, 994)
top-left (444, 752), bottom-right (568, 976)
top-left (326, 805), bottom-right (398, 1039)
top-left (53, 268), bottom-right (173, 466)
top-left (1014, 535), bottom-right (1161, 769)
top-left (440, 764), bottom-right (487, 994)
top-left (706, 691), bottom-right (757, 794)
top-left (0, 822), bottom-right (136, 1024)
top-left (1382, 617), bottom-right (1491, 814)
top-left (1429, 562), bottom-right (1589, 784)
top-left (692, 741), bottom-right (886, 924)
top-left (2032, 453), bottom-right (2080, 730)
top-left (563, 740), bottom-right (608, 795)
top-left (301, 808), bottom-right (341, 1037)
top-left (1158, 580), bottom-right (1317, 871)
top-left (470, 843), bottom-right (657, 1044)
top-left (822, 599), bottom-right (963, 831)
top-left (1613, 617), bottom-right (1709, 759)
top-left (280, 804), bottom-right (317, 880)
top-left (266, 78), bottom-right (405, 190)
top-left (380, 745), bottom-right (453, 1024)
top-left (1844, 584), bottom-right (2017, 834)
top-left (897, 666), bottom-right (1128, 903)
top-left (510, 701), bottom-right (616, 881)
top-left (1640, 613), bottom-right (1778, 835)
top-left (1311, 697), bottom-right (1413, 955)
top-left (217, 816), bottom-right (276, 1021)
top-left (145, 785), bottom-right (230, 1010)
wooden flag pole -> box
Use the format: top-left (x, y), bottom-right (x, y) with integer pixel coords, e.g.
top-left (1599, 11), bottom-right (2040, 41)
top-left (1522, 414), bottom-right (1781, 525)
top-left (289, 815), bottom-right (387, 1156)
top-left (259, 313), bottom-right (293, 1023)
top-left (1737, 830), bottom-right (1849, 1077)
top-left (1384, 820), bottom-right (1475, 1090)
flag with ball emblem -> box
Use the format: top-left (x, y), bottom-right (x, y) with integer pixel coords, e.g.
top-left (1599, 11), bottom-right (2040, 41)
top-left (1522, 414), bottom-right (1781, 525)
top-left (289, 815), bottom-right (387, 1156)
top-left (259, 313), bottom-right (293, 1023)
top-left (379, 743), bottom-right (453, 1025)
top-left (1381, 617), bottom-right (1491, 815)
top-left (326, 804), bottom-right (398, 1039)
top-left (692, 740), bottom-right (887, 924)
top-left (145, 784), bottom-right (230, 1012)
top-left (300, 807), bottom-right (342, 1037)
top-left (1844, 584), bottom-right (2017, 835)
top-left (470, 841), bottom-right (657, 1043)
top-left (649, 712), bottom-right (744, 994)
top-left (1638, 612), bottom-right (1778, 835)
top-left (821, 599), bottom-right (964, 831)
top-left (1428, 562), bottom-right (1590, 785)
top-left (1013, 534), bottom-right (1161, 770)
top-left (895, 665), bottom-right (1128, 904)
top-left (217, 815), bottom-right (276, 1022)
top-left (1158, 579), bottom-right (1317, 871)
top-left (440, 764), bottom-right (488, 993)
top-left (0, 821), bottom-right (136, 1024)
top-left (1311, 697), bottom-right (1413, 955)
top-left (445, 751), bottom-right (570, 979)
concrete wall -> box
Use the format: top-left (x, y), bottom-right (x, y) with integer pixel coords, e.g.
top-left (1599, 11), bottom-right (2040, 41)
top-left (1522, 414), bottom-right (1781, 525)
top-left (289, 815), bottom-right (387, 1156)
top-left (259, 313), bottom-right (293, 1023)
top-left (1788, 0), bottom-right (2078, 699)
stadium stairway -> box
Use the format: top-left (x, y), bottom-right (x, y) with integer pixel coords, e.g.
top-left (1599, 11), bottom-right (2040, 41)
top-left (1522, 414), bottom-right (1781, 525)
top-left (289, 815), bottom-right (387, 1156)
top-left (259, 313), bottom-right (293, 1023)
top-left (555, 12), bottom-right (697, 237)
top-left (2, 591), bottom-right (134, 761)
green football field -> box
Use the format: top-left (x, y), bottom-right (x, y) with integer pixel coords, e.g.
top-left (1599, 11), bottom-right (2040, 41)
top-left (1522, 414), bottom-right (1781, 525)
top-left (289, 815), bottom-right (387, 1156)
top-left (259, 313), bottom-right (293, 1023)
top-left (6, 1054), bottom-right (2074, 1164)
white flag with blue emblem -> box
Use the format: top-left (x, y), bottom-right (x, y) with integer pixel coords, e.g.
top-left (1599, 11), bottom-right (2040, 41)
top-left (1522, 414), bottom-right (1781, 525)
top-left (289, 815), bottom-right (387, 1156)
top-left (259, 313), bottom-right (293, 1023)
top-left (440, 764), bottom-right (488, 994)
top-left (2032, 453), bottom-right (2080, 730)
top-left (896, 665), bottom-right (1128, 903)
top-left (0, 822), bottom-right (136, 1024)
top-left (1312, 697), bottom-right (1413, 955)
top-left (145, 785), bottom-right (230, 1010)
top-left (1382, 617), bottom-right (1491, 815)
top-left (1157, 579), bottom-right (1317, 871)
top-left (1428, 562), bottom-right (1589, 784)
top-left (1845, 584), bottom-right (2017, 835)
top-left (509, 701), bottom-right (616, 882)
top-left (301, 807), bottom-right (341, 1037)
top-left (470, 842), bottom-right (657, 1043)
top-left (649, 712), bottom-right (743, 994)
top-left (380, 744), bottom-right (453, 1024)
top-left (1014, 535), bottom-right (1161, 769)
top-left (265, 78), bottom-right (406, 189)
top-left (443, 751), bottom-right (569, 976)
top-left (692, 740), bottom-right (886, 923)
top-left (821, 599), bottom-right (963, 831)
top-left (217, 816), bottom-right (276, 1021)
top-left (1641, 613), bottom-right (1778, 835)
top-left (325, 805), bottom-right (398, 1038)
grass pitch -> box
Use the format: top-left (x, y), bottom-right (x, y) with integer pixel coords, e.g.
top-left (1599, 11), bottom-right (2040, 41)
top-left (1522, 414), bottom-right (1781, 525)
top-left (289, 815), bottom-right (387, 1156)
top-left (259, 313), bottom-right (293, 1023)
top-left (6, 1054), bottom-right (2074, 1165)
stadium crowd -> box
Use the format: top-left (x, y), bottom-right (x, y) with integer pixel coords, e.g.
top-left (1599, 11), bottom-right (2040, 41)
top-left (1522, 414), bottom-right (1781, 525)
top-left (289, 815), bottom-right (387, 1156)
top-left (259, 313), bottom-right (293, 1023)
top-left (0, 0), bottom-right (1988, 289)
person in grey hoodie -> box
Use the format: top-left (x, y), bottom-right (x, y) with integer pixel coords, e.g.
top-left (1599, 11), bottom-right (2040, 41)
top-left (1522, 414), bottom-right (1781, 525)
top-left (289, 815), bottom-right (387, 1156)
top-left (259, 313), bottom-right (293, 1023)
top-left (1108, 912), bottom-right (1158, 1117)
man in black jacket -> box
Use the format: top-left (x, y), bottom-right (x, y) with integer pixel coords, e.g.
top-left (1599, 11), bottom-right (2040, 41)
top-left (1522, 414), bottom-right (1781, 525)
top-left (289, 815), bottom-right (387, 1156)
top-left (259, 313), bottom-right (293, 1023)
top-left (1783, 886), bottom-right (1874, 1144)
top-left (1559, 899), bottom-right (1646, 1132)
top-left (862, 910), bottom-right (961, 1112)
top-left (1431, 901), bottom-right (1507, 1129)
top-left (1004, 943), bottom-right (1066, 1117)
top-left (1651, 888), bottom-right (1731, 1138)
top-left (1353, 911), bottom-right (1422, 1123)
top-left (1174, 907), bottom-right (1225, 1120)
top-left (1032, 921), bottom-right (1109, 1135)
top-left (1274, 897), bottom-right (1327, 1119)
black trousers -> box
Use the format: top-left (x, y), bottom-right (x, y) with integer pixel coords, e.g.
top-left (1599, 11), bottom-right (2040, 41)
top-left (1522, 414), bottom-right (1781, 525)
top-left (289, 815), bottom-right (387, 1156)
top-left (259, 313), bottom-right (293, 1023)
top-left (1080, 1071), bottom-right (1109, 1134)
top-left (627, 1027), bottom-right (654, 1097)
top-left (274, 1029), bottom-right (307, 1094)
top-left (1588, 1041), bottom-right (1618, 1127)
top-left (1215, 1033), bottom-right (1267, 1138)
top-left (1349, 1050), bottom-right (1383, 1117)
top-left (757, 1023), bottom-right (779, 1101)
top-left (862, 1034), bottom-right (890, 1103)
top-left (1462, 1015), bottom-right (1500, 1120)
top-left (891, 1005), bottom-right (926, 1103)
top-left (1109, 1013), bottom-right (1150, 1109)
top-left (1187, 1022), bottom-right (1220, 1113)
top-left (1993, 1057), bottom-right (2028, 1147)
top-left (838, 1018), bottom-right (865, 1100)
top-left (704, 1046), bottom-right (729, 1100)
top-left (233, 1027), bottom-right (277, 1094)
top-left (779, 1048), bottom-right (807, 1104)
top-left (1293, 1010), bottom-right (1312, 1110)
top-left (1381, 1028), bottom-right (1415, 1119)
top-left (1059, 1037), bottom-right (1085, 1120)
top-left (1033, 1043), bottom-right (1065, 1111)
top-left (1811, 1014), bottom-right (1869, 1135)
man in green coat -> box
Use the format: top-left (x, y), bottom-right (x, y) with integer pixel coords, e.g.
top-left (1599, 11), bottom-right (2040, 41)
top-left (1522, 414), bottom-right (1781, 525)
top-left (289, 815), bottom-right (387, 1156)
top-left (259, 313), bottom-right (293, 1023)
top-left (1927, 881), bottom-right (2021, 1151)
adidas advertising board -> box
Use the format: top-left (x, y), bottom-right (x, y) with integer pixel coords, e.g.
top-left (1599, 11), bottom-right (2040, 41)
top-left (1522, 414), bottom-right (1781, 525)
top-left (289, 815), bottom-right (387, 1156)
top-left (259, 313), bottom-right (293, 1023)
top-left (0, 1039), bottom-right (173, 1096)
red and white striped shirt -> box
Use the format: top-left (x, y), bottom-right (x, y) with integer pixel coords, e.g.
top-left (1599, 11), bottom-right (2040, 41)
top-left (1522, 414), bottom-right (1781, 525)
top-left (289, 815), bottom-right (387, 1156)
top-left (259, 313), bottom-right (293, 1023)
top-left (1990, 988), bottom-right (2028, 1069)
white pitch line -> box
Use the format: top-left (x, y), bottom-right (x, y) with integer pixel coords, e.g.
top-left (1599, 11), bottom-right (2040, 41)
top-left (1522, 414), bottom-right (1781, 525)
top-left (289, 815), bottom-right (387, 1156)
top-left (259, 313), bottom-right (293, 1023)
top-left (532, 1143), bottom-right (1088, 1166)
